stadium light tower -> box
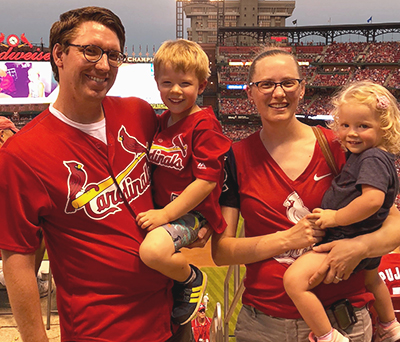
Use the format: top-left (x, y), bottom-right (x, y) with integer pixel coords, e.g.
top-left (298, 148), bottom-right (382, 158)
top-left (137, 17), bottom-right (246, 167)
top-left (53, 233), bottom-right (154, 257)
top-left (176, 0), bottom-right (225, 41)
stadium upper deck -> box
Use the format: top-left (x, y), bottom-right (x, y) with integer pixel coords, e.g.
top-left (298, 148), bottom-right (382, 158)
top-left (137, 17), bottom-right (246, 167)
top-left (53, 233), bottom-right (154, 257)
top-left (218, 40), bottom-right (400, 141)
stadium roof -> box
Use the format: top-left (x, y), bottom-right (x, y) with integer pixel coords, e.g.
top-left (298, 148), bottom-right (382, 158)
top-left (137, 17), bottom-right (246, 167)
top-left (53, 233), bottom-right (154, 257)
top-left (217, 22), bottom-right (400, 45)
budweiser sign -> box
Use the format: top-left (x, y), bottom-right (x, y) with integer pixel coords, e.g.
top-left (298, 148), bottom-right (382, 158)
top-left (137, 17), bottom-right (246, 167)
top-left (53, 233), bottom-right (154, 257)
top-left (0, 33), bottom-right (50, 61)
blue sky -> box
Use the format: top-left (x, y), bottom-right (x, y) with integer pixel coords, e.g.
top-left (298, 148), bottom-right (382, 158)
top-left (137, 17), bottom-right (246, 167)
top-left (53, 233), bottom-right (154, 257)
top-left (1, 0), bottom-right (399, 51)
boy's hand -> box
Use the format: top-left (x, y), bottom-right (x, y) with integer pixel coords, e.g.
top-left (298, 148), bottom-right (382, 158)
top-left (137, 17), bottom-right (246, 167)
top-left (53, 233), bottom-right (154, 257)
top-left (136, 209), bottom-right (169, 231)
top-left (312, 208), bottom-right (338, 229)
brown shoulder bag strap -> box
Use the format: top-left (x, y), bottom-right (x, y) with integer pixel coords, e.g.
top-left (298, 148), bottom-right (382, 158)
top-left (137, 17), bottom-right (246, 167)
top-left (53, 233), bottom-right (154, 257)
top-left (312, 126), bottom-right (339, 177)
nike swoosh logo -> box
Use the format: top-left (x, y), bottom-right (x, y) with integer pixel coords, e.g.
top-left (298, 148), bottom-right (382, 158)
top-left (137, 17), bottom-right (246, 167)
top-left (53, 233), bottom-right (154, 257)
top-left (314, 173), bottom-right (332, 181)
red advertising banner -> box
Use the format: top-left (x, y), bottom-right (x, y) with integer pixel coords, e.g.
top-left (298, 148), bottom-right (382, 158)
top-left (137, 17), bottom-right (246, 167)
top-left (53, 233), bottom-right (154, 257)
top-left (0, 33), bottom-right (51, 62)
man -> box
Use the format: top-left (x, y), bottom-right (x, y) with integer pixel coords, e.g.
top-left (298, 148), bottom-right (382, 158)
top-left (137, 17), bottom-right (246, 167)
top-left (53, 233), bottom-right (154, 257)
top-left (0, 116), bottom-right (18, 147)
top-left (191, 304), bottom-right (212, 342)
top-left (0, 7), bottom-right (201, 342)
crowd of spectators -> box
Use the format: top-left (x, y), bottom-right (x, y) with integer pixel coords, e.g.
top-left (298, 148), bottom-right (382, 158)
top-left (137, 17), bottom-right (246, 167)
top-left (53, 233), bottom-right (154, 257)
top-left (221, 123), bottom-right (260, 142)
top-left (300, 65), bottom-right (317, 82)
top-left (310, 73), bottom-right (349, 87)
top-left (0, 103), bottom-right (47, 129)
top-left (219, 89), bottom-right (247, 97)
top-left (295, 98), bottom-right (312, 115)
top-left (364, 42), bottom-right (400, 64)
top-left (352, 67), bottom-right (391, 85)
top-left (219, 65), bottom-right (249, 84)
top-left (295, 45), bottom-right (325, 62)
top-left (322, 42), bottom-right (367, 64)
top-left (218, 46), bottom-right (258, 61)
top-left (219, 97), bottom-right (257, 116)
top-left (302, 95), bottom-right (334, 117)
top-left (387, 69), bottom-right (400, 89)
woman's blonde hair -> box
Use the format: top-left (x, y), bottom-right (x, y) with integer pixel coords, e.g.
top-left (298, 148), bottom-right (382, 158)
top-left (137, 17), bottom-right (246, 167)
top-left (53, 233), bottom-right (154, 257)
top-left (247, 48), bottom-right (302, 84)
top-left (330, 80), bottom-right (400, 155)
top-left (153, 39), bottom-right (210, 82)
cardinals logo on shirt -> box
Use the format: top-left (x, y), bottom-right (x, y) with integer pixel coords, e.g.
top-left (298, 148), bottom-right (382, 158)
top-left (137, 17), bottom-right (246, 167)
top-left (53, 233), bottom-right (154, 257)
top-left (63, 126), bottom-right (150, 220)
top-left (283, 191), bottom-right (311, 223)
top-left (274, 191), bottom-right (312, 265)
top-left (149, 133), bottom-right (187, 171)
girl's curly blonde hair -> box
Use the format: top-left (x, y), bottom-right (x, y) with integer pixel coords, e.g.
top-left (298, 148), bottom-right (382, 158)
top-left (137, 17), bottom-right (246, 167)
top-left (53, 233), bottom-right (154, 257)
top-left (329, 80), bottom-right (400, 155)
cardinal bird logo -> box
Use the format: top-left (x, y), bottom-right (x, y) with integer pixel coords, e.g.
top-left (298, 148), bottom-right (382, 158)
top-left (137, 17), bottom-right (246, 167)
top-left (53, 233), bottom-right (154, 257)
top-left (64, 161), bottom-right (88, 213)
top-left (118, 125), bottom-right (148, 156)
top-left (63, 126), bottom-right (151, 219)
top-left (20, 33), bottom-right (33, 48)
top-left (0, 33), bottom-right (33, 48)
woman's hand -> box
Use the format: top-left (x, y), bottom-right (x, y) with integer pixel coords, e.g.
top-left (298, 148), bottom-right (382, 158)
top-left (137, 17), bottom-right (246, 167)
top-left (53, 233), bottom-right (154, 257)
top-left (309, 238), bottom-right (367, 286)
top-left (284, 217), bottom-right (325, 250)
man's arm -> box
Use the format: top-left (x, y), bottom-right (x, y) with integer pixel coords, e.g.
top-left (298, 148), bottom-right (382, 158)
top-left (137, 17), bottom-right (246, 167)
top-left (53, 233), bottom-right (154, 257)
top-left (1, 250), bottom-right (49, 342)
top-left (309, 205), bottom-right (400, 285)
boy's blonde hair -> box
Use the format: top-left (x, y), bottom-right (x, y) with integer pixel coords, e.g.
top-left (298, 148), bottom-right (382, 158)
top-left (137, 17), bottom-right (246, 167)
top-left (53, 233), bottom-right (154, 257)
top-left (153, 39), bottom-right (210, 82)
top-left (330, 80), bottom-right (400, 155)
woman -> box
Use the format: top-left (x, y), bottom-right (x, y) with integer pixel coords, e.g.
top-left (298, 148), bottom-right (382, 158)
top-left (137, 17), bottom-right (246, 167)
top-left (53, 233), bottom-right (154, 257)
top-left (212, 49), bottom-right (400, 342)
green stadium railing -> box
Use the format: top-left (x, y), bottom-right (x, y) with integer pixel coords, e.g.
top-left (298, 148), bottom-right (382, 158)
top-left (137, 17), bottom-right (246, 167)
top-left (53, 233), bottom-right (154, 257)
top-left (222, 220), bottom-right (246, 342)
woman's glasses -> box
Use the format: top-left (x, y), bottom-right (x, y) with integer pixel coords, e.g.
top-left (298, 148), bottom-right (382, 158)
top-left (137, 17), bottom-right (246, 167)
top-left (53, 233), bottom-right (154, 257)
top-left (249, 79), bottom-right (303, 94)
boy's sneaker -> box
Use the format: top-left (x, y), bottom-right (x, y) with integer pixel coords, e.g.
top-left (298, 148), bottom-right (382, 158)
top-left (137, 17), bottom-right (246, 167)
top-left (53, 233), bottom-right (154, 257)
top-left (309, 329), bottom-right (349, 342)
top-left (0, 269), bottom-right (50, 297)
top-left (37, 277), bottom-right (49, 298)
top-left (171, 264), bottom-right (207, 325)
top-left (374, 320), bottom-right (400, 342)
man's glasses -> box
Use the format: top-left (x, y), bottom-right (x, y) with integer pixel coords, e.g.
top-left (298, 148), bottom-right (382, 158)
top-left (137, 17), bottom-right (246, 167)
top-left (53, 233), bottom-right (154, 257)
top-left (67, 43), bottom-right (126, 68)
top-left (249, 79), bottom-right (303, 95)
top-left (199, 309), bottom-right (205, 313)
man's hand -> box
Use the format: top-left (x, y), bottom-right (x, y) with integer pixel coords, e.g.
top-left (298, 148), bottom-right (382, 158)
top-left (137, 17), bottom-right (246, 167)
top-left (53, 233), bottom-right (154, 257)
top-left (186, 225), bottom-right (212, 249)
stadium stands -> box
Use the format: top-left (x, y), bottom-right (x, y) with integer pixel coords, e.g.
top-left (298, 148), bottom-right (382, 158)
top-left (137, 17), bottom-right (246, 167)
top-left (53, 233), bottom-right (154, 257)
top-left (2, 41), bottom-right (400, 140)
top-left (218, 41), bottom-right (400, 136)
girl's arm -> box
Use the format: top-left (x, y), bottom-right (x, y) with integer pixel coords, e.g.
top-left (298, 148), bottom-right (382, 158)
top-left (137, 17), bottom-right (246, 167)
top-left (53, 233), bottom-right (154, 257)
top-left (335, 185), bottom-right (385, 226)
top-left (314, 185), bottom-right (385, 228)
top-left (137, 178), bottom-right (216, 230)
top-left (212, 205), bottom-right (324, 266)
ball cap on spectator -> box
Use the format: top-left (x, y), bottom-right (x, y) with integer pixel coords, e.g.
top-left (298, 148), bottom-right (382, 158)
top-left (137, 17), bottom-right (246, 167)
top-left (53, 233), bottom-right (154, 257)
top-left (199, 304), bottom-right (206, 311)
top-left (0, 116), bottom-right (19, 133)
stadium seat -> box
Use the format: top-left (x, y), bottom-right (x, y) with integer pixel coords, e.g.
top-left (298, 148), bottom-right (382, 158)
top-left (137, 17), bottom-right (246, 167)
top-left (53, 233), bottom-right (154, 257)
top-left (392, 295), bottom-right (400, 321)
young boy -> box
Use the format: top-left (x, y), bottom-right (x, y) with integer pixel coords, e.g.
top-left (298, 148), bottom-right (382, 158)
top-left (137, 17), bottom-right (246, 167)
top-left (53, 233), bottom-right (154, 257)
top-left (137, 39), bottom-right (231, 325)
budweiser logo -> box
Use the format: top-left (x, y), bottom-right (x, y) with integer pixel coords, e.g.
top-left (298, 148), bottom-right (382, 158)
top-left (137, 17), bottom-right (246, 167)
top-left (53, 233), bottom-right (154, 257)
top-left (0, 33), bottom-right (51, 61)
